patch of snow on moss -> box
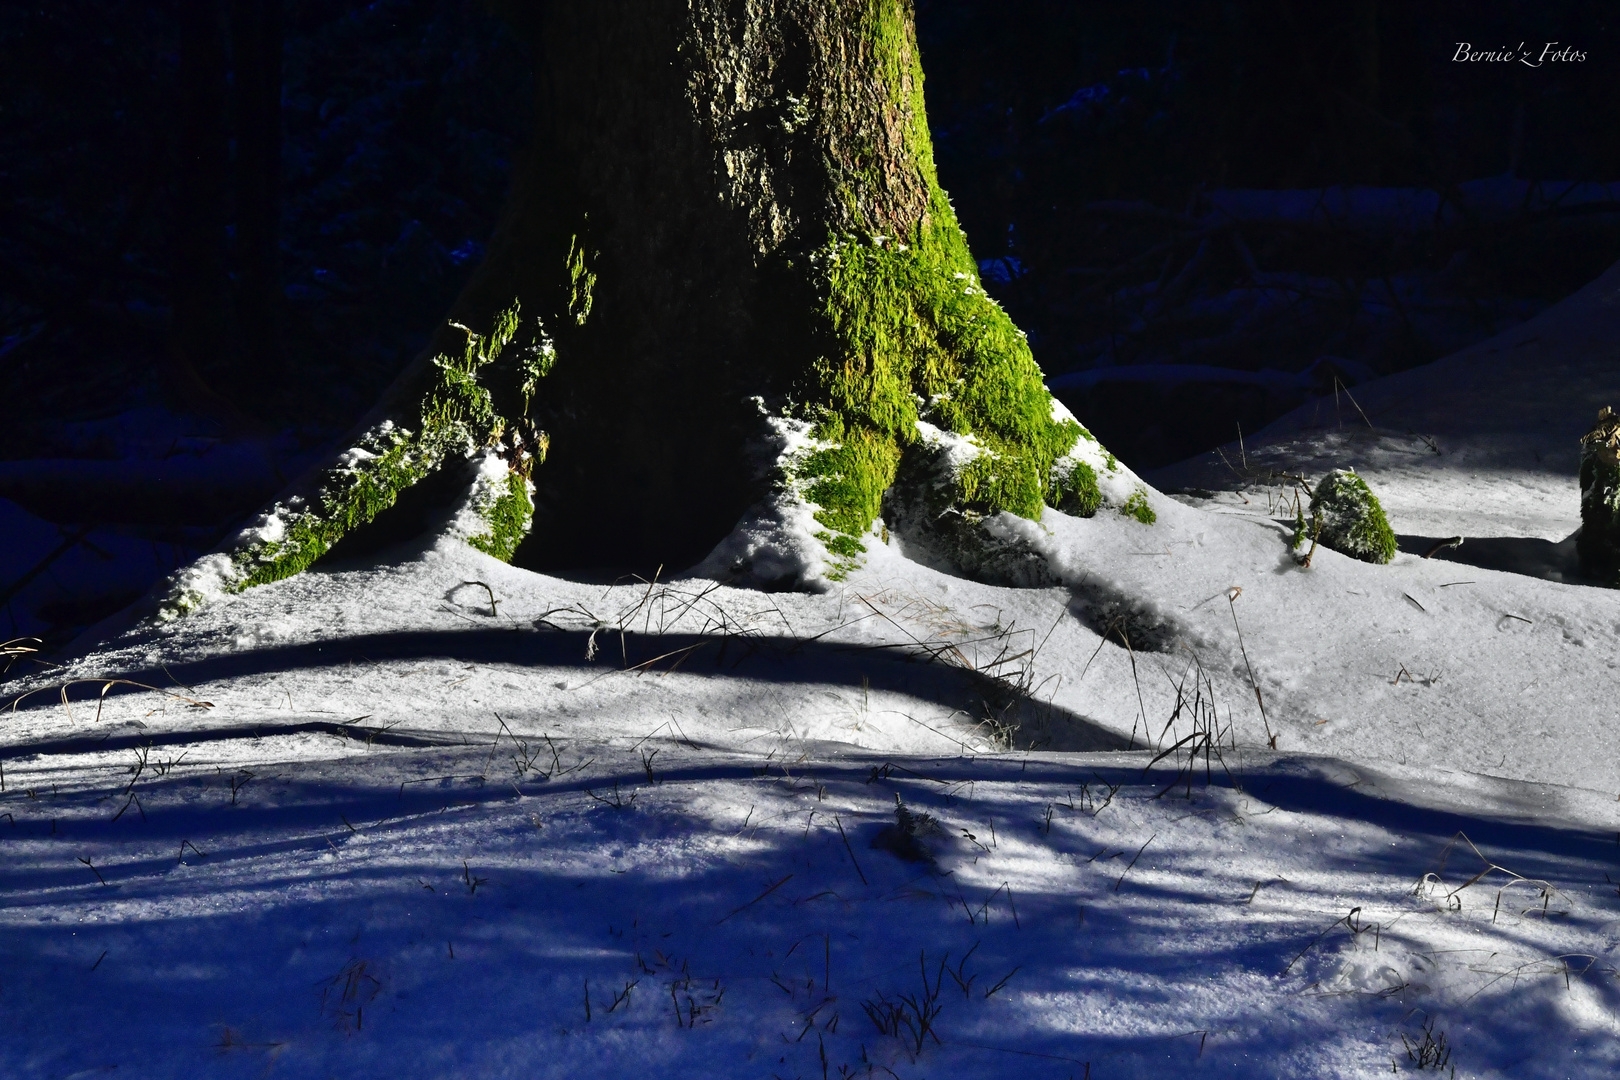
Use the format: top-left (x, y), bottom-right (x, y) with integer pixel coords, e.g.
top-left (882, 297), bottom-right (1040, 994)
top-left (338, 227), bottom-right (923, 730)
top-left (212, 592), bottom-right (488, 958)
top-left (158, 553), bottom-right (238, 620)
top-left (1048, 397), bottom-right (1144, 510)
top-left (440, 448), bottom-right (528, 547)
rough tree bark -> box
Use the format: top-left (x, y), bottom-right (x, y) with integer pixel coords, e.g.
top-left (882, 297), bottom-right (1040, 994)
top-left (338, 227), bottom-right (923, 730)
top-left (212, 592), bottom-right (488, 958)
top-left (161, 0), bottom-right (1142, 617)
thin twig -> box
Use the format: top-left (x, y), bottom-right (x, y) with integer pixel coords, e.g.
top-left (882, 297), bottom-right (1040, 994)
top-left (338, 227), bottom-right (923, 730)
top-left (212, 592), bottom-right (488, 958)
top-left (1226, 588), bottom-right (1275, 747)
top-left (717, 874), bottom-right (793, 924)
top-left (1114, 833), bottom-right (1157, 892)
top-left (835, 814), bottom-right (868, 885)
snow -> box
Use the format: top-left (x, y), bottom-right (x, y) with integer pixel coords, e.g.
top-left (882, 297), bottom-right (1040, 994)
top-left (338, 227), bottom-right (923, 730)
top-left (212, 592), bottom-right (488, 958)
top-left (690, 405), bottom-right (840, 587)
top-left (0, 497), bottom-right (193, 641)
top-left (1147, 252), bottom-right (1620, 548)
top-left (5, 271), bottom-right (1620, 1076)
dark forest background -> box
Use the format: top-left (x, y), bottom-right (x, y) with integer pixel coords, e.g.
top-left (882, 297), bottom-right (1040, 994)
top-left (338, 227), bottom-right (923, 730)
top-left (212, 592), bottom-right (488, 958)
top-left (2, 0), bottom-right (1617, 652)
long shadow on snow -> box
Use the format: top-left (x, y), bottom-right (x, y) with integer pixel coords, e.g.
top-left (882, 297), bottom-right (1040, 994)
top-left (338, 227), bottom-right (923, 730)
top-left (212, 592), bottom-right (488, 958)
top-left (1396, 532), bottom-right (1595, 586)
top-left (2, 627), bottom-right (1130, 754)
top-left (886, 754), bottom-right (1620, 881)
top-left (2, 749), bottom-right (1616, 1078)
top-left (8, 750), bottom-right (1609, 895)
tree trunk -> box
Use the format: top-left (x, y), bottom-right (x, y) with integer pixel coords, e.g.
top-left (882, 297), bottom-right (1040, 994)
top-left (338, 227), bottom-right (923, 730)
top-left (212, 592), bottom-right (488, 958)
top-left (230, 0), bottom-right (283, 379)
top-left (160, 0), bottom-right (1139, 617)
top-left (169, 0), bottom-right (236, 407)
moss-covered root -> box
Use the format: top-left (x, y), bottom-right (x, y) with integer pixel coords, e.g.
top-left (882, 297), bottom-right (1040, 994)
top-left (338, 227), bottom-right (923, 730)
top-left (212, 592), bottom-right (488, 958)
top-left (449, 450), bottom-right (537, 563)
top-left (1577, 406), bottom-right (1620, 584)
top-left (776, 7), bottom-right (1144, 579)
top-left (158, 303), bottom-right (547, 618)
top-left (1309, 469), bottom-right (1397, 565)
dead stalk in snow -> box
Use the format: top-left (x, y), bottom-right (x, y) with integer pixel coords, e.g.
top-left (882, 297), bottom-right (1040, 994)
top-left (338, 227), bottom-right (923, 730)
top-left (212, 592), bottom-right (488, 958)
top-left (1, 636), bottom-right (44, 675)
top-left (584, 779), bottom-right (636, 809)
top-left (1225, 588), bottom-right (1275, 748)
top-left (456, 579), bottom-right (499, 615)
top-left (860, 951), bottom-right (946, 1056)
top-left (834, 814), bottom-right (867, 885)
top-left (5, 677), bottom-right (213, 724)
top-left (1147, 647), bottom-right (1240, 795)
top-left (1114, 833), bottom-right (1157, 892)
top-left (1283, 906), bottom-right (1385, 975)
top-left (1417, 831), bottom-right (1568, 921)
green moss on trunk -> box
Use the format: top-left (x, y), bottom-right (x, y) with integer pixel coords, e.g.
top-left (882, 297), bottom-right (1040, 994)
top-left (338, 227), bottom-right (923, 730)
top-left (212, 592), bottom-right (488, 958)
top-left (161, 302), bottom-right (542, 616)
top-left (164, 1), bottom-right (1139, 615)
top-left (795, 7), bottom-right (1093, 556)
top-left (465, 469), bottom-right (536, 563)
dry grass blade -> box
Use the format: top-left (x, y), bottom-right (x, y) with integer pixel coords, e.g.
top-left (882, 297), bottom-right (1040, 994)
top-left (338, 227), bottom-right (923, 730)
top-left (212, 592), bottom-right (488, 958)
top-left (835, 814), bottom-right (867, 885)
top-left (1419, 831), bottom-right (1568, 921)
top-left (1333, 375), bottom-right (1376, 430)
top-left (1463, 953), bottom-right (1611, 1004)
top-left (319, 958), bottom-right (382, 1033)
top-left (1, 637), bottom-right (45, 675)
top-left (861, 951), bottom-right (946, 1055)
top-left (1225, 588), bottom-right (1275, 748)
top-left (716, 873), bottom-right (792, 925)
top-left (1282, 906), bottom-right (1385, 975)
top-left (5, 676), bottom-right (213, 722)
top-left (457, 580), bottom-right (498, 616)
top-left (1114, 833), bottom-right (1157, 892)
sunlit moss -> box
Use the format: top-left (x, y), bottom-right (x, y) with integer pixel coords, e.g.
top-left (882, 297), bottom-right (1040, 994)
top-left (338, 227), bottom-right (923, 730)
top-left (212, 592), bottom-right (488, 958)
top-left (1120, 487), bottom-right (1156, 525)
top-left (164, 301), bottom-right (542, 613)
top-left (794, 9), bottom-right (1095, 562)
top-left (1578, 406), bottom-right (1620, 583)
top-left (1310, 469), bottom-right (1396, 565)
top-left (466, 469), bottom-right (535, 563)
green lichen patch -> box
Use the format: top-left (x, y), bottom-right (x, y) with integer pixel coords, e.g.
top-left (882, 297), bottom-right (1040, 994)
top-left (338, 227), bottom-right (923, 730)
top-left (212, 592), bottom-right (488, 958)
top-left (1577, 405), bottom-right (1620, 584)
top-left (1309, 469), bottom-right (1396, 565)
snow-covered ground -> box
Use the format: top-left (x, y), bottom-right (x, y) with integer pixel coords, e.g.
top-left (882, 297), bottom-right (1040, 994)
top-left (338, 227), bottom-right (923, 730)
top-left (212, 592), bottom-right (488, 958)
top-left (4, 267), bottom-right (1620, 1078)
top-left (1148, 257), bottom-right (1620, 548)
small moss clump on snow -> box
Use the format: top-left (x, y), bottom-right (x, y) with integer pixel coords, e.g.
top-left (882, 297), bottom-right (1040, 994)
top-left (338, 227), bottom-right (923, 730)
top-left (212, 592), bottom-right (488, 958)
top-left (1309, 469), bottom-right (1396, 565)
top-left (1577, 406), bottom-right (1620, 584)
top-left (1120, 487), bottom-right (1156, 525)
